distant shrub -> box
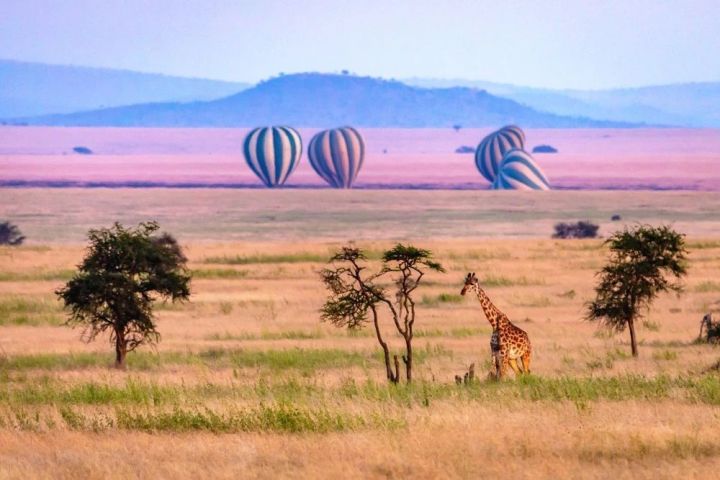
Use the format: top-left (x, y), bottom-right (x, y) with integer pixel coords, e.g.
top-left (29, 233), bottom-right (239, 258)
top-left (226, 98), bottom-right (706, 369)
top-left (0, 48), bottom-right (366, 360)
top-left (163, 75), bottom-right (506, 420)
top-left (455, 145), bottom-right (475, 154)
top-left (553, 221), bottom-right (599, 239)
top-left (73, 146), bottom-right (93, 154)
top-left (699, 313), bottom-right (720, 344)
top-left (611, 214), bottom-right (622, 221)
top-left (0, 221), bottom-right (25, 246)
top-left (532, 144), bottom-right (558, 153)
top-left (452, 124), bottom-right (462, 132)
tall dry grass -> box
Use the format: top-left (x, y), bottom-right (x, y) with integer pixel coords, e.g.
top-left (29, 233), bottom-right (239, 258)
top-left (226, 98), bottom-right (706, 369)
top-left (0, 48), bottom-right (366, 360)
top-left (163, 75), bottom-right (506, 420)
top-left (1, 232), bottom-right (720, 478)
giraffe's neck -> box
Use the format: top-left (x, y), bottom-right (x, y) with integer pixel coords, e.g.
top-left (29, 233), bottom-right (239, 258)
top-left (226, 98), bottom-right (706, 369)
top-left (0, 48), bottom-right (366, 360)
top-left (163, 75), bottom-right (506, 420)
top-left (474, 286), bottom-right (508, 330)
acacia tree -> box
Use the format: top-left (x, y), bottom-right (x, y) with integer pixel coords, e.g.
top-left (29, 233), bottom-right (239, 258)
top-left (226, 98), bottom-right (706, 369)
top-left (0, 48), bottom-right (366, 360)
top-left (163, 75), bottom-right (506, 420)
top-left (56, 222), bottom-right (190, 369)
top-left (586, 225), bottom-right (687, 357)
top-left (320, 244), bottom-right (444, 383)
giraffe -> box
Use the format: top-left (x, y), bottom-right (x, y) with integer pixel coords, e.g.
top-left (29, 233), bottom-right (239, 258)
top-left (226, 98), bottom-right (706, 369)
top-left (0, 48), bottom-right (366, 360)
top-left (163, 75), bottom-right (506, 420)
top-left (460, 272), bottom-right (532, 378)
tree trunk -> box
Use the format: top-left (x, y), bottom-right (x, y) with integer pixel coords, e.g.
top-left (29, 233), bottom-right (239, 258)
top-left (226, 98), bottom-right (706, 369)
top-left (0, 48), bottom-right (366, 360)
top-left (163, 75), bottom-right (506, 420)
top-left (115, 330), bottom-right (127, 369)
top-left (371, 307), bottom-right (397, 383)
top-left (403, 336), bottom-right (413, 382)
top-left (393, 355), bottom-right (400, 384)
top-left (628, 317), bottom-right (638, 357)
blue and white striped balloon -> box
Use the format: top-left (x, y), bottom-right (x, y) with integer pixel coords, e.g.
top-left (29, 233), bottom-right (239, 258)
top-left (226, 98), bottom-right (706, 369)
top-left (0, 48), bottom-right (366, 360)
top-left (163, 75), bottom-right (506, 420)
top-left (492, 149), bottom-right (551, 191)
top-left (308, 127), bottom-right (365, 188)
top-left (243, 126), bottom-right (302, 187)
top-left (475, 125), bottom-right (526, 183)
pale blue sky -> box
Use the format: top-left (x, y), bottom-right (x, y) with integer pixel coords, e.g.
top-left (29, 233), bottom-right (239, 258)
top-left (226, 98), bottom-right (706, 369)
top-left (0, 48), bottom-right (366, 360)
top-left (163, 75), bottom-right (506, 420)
top-left (1, 0), bottom-right (718, 89)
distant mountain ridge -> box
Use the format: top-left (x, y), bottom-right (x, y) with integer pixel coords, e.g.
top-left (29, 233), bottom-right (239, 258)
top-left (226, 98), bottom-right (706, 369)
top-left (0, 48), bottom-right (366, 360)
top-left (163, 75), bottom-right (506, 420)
top-left (0, 59), bottom-right (249, 117)
top-left (405, 78), bottom-right (720, 127)
top-left (17, 73), bottom-right (633, 128)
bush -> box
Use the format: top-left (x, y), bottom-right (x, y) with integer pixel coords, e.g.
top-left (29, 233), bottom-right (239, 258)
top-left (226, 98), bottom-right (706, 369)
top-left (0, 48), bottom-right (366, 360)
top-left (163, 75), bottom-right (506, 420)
top-left (553, 221), bottom-right (599, 239)
top-left (455, 145), bottom-right (474, 154)
top-left (73, 146), bottom-right (93, 154)
top-left (700, 314), bottom-right (720, 344)
top-left (532, 144), bottom-right (558, 153)
top-left (611, 214), bottom-right (622, 221)
top-left (0, 221), bottom-right (25, 246)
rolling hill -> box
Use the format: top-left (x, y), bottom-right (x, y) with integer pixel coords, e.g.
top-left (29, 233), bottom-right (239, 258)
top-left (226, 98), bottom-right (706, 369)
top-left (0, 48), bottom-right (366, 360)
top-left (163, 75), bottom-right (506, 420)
top-left (406, 78), bottom-right (720, 127)
top-left (0, 59), bottom-right (249, 117)
top-left (17, 73), bottom-right (632, 128)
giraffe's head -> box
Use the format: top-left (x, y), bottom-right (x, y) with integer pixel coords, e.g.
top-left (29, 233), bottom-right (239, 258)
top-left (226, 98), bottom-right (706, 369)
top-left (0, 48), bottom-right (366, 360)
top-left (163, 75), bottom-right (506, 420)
top-left (460, 272), bottom-right (479, 296)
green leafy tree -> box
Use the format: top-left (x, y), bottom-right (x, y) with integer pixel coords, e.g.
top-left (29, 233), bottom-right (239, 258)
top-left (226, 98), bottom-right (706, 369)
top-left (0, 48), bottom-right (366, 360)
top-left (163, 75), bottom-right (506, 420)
top-left (586, 225), bottom-right (688, 357)
top-left (320, 244), bottom-right (444, 383)
top-left (56, 222), bottom-right (191, 369)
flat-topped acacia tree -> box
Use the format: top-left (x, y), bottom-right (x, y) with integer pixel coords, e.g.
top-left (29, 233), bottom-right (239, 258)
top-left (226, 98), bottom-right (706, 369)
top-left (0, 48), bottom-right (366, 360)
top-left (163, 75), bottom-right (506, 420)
top-left (320, 244), bottom-right (444, 383)
top-left (586, 225), bottom-right (688, 357)
top-left (56, 222), bottom-right (190, 369)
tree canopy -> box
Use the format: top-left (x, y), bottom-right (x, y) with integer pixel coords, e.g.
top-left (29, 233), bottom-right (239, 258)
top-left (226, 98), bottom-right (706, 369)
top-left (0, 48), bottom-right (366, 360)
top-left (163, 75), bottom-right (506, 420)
top-left (586, 225), bottom-right (688, 356)
top-left (321, 243), bottom-right (443, 382)
top-left (56, 222), bottom-right (191, 368)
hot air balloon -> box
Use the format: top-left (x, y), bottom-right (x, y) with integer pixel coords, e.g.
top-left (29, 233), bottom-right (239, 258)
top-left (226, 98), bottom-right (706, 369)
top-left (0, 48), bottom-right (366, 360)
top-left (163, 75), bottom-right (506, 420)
top-left (474, 125), bottom-right (526, 182)
top-left (492, 148), bottom-right (550, 191)
top-left (243, 126), bottom-right (302, 187)
top-left (308, 127), bottom-right (365, 188)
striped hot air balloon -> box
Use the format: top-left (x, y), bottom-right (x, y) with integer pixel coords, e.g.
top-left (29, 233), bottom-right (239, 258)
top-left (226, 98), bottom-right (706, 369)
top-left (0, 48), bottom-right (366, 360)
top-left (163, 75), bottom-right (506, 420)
top-left (474, 125), bottom-right (526, 182)
top-left (243, 126), bottom-right (302, 187)
top-left (492, 148), bottom-right (551, 191)
top-left (308, 127), bottom-right (365, 188)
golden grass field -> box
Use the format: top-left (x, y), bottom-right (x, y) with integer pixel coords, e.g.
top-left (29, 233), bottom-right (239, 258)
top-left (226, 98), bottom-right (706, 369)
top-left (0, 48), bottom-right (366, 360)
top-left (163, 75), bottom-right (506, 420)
top-left (1, 189), bottom-right (720, 478)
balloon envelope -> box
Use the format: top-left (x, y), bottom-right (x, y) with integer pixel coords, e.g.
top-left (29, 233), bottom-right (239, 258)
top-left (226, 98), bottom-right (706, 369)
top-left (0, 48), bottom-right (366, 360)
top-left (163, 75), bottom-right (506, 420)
top-left (243, 126), bottom-right (302, 187)
top-left (475, 125), bottom-right (525, 182)
top-left (308, 127), bottom-right (365, 188)
top-left (492, 148), bottom-right (551, 191)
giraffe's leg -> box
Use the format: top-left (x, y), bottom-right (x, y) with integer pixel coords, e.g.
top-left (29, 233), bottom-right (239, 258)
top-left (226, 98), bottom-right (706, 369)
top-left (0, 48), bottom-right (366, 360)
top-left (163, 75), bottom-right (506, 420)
top-left (508, 358), bottom-right (522, 376)
top-left (492, 353), bottom-right (501, 380)
top-left (499, 355), bottom-right (509, 379)
top-left (521, 351), bottom-right (531, 374)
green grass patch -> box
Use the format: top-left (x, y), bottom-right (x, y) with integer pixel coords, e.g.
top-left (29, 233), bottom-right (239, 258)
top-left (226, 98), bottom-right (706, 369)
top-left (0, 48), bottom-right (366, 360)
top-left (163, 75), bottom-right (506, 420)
top-left (0, 296), bottom-right (64, 326)
top-left (421, 293), bottom-right (464, 306)
top-left (206, 330), bottom-right (326, 341)
top-left (653, 350), bottom-right (679, 361)
top-left (642, 320), bottom-right (661, 331)
top-left (18, 375), bottom-right (720, 407)
top-left (510, 295), bottom-right (553, 308)
top-left (688, 240), bottom-right (720, 250)
top-left (578, 435), bottom-right (720, 461)
top-left (337, 374), bottom-right (720, 406)
top-left (0, 269), bottom-right (75, 282)
top-left (553, 241), bottom-right (604, 251)
top-left (481, 274), bottom-right (545, 287)
top-left (191, 268), bottom-right (249, 279)
top-left (50, 404), bottom-right (405, 433)
top-left (413, 326), bottom-right (490, 338)
top-left (1, 379), bottom-right (181, 406)
top-left (203, 252), bottom-right (327, 265)
top-left (695, 281), bottom-right (720, 293)
top-left (0, 348), bottom-right (373, 373)
top-left (114, 404), bottom-right (388, 433)
top-left (446, 249), bottom-right (512, 261)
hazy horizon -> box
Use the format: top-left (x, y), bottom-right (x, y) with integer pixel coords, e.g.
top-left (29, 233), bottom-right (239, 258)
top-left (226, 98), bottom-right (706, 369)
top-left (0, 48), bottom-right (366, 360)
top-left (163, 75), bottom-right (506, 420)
top-left (4, 57), bottom-right (720, 92)
top-left (2, 0), bottom-right (719, 90)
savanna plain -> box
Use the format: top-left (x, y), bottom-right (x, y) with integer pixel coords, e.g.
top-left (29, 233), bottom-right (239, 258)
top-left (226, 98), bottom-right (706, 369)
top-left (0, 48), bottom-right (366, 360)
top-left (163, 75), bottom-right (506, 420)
top-left (1, 188), bottom-right (720, 479)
